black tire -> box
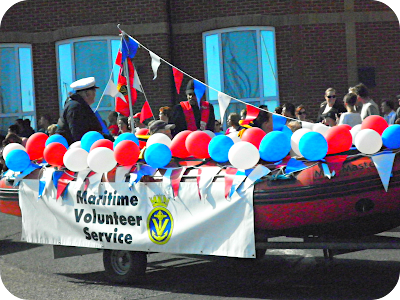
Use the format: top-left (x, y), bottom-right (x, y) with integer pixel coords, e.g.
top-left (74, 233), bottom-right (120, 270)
top-left (103, 250), bottom-right (147, 284)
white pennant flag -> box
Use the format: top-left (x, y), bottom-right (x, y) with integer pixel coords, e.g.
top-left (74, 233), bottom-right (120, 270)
top-left (242, 165), bottom-right (271, 191)
top-left (104, 78), bottom-right (125, 99)
top-left (371, 151), bottom-right (396, 192)
top-left (217, 92), bottom-right (231, 125)
top-left (149, 51), bottom-right (161, 80)
top-left (133, 69), bottom-right (143, 93)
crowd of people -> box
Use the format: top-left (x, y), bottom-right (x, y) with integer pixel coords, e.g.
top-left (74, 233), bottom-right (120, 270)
top-left (1, 77), bottom-right (399, 173)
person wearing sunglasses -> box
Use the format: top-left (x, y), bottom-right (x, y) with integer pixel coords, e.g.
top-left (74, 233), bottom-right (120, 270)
top-left (316, 88), bottom-right (346, 123)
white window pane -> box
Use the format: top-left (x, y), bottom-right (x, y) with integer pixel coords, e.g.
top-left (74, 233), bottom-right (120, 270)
top-left (205, 34), bottom-right (221, 101)
top-left (222, 31), bottom-right (259, 99)
top-left (74, 40), bottom-right (112, 109)
top-left (261, 31), bottom-right (278, 97)
top-left (58, 44), bottom-right (73, 107)
top-left (19, 47), bottom-right (34, 112)
top-left (0, 48), bottom-right (19, 114)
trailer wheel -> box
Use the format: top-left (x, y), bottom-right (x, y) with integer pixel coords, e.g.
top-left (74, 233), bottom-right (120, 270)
top-left (103, 250), bottom-right (147, 284)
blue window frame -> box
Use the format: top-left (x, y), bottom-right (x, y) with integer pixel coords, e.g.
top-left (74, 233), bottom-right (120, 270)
top-left (203, 27), bottom-right (279, 121)
top-left (56, 37), bottom-right (120, 121)
top-left (0, 44), bottom-right (36, 136)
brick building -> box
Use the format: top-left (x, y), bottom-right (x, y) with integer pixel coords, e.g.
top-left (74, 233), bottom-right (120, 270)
top-left (0, 0), bottom-right (399, 135)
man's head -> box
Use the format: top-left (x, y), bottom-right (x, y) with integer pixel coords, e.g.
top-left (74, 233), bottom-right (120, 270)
top-left (381, 99), bottom-right (394, 114)
top-left (227, 113), bottom-right (240, 127)
top-left (108, 111), bottom-right (118, 123)
top-left (324, 88), bottom-right (336, 107)
top-left (185, 79), bottom-right (198, 106)
top-left (353, 83), bottom-right (369, 104)
top-left (343, 92), bottom-right (358, 107)
top-left (70, 77), bottom-right (99, 106)
top-left (148, 120), bottom-right (175, 138)
top-left (282, 103), bottom-right (295, 118)
top-left (322, 111), bottom-right (337, 127)
top-left (39, 114), bottom-right (51, 128)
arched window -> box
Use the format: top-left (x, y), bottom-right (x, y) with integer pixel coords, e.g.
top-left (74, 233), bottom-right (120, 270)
top-left (56, 37), bottom-right (120, 121)
top-left (203, 27), bottom-right (279, 120)
top-left (0, 44), bottom-right (35, 136)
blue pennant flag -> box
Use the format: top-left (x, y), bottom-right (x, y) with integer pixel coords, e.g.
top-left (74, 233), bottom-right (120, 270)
top-left (95, 110), bottom-right (110, 135)
top-left (52, 170), bottom-right (64, 190)
top-left (121, 36), bottom-right (139, 63)
top-left (272, 114), bottom-right (287, 131)
top-left (285, 158), bottom-right (308, 174)
top-left (194, 80), bottom-right (206, 107)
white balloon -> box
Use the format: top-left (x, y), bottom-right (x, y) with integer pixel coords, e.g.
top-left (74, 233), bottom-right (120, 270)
top-left (228, 141), bottom-right (260, 170)
top-left (355, 129), bottom-right (382, 154)
top-left (69, 141), bottom-right (81, 149)
top-left (147, 133), bottom-right (172, 147)
top-left (63, 148), bottom-right (89, 172)
top-left (290, 128), bottom-right (311, 156)
top-left (87, 147), bottom-right (117, 173)
top-left (350, 124), bottom-right (362, 145)
top-left (227, 132), bottom-right (241, 143)
top-left (3, 143), bottom-right (26, 160)
top-left (203, 130), bottom-right (215, 139)
top-left (301, 121), bottom-right (314, 130)
top-left (312, 123), bottom-right (329, 135)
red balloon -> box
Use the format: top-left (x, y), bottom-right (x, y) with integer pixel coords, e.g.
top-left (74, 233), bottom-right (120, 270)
top-left (43, 142), bottom-right (67, 167)
top-left (114, 140), bottom-right (140, 166)
top-left (136, 128), bottom-right (149, 136)
top-left (170, 130), bottom-right (192, 158)
top-left (90, 139), bottom-right (114, 151)
top-left (361, 115), bottom-right (388, 135)
top-left (25, 132), bottom-right (48, 160)
top-left (241, 127), bottom-right (266, 149)
top-left (340, 124), bottom-right (352, 131)
top-left (324, 125), bottom-right (352, 154)
top-left (185, 131), bottom-right (211, 159)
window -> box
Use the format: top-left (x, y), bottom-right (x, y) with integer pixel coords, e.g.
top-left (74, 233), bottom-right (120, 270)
top-left (56, 37), bottom-right (120, 121)
top-left (203, 27), bottom-right (279, 121)
top-left (0, 44), bottom-right (36, 136)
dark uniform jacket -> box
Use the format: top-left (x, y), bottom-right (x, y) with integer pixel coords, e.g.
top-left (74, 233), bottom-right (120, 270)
top-left (316, 101), bottom-right (346, 123)
top-left (56, 94), bottom-right (102, 145)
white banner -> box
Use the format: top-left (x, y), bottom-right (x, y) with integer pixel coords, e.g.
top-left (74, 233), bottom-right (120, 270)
top-left (19, 179), bottom-right (255, 258)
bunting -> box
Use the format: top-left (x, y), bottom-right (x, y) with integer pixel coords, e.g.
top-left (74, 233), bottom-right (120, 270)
top-left (217, 92), bottom-right (231, 125)
top-left (196, 167), bottom-right (221, 200)
top-left (372, 151), bottom-right (396, 192)
top-left (140, 101), bottom-right (153, 123)
top-left (121, 36), bottom-right (139, 63)
top-left (242, 105), bottom-right (260, 125)
top-left (194, 80), bottom-right (206, 107)
top-left (150, 51), bottom-right (161, 80)
top-left (224, 167), bottom-right (238, 199)
top-left (172, 67), bottom-right (183, 94)
top-left (56, 170), bottom-right (75, 200)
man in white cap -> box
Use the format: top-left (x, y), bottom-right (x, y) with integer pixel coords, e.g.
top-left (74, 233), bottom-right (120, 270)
top-left (56, 77), bottom-right (103, 144)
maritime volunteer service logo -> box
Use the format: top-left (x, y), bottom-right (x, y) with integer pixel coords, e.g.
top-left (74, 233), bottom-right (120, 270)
top-left (147, 195), bottom-right (173, 245)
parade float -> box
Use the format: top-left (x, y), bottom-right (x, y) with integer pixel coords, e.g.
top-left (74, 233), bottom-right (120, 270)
top-left (1, 30), bottom-right (400, 283)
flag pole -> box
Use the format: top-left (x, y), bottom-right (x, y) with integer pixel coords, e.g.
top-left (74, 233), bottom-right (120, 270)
top-left (121, 33), bottom-right (135, 133)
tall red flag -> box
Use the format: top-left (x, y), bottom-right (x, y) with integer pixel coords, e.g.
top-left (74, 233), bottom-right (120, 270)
top-left (140, 101), bottom-right (153, 123)
top-left (172, 67), bottom-right (183, 94)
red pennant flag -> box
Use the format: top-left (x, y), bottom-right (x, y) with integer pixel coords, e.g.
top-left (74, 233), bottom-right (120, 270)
top-left (325, 155), bottom-right (348, 176)
top-left (172, 68), bottom-right (183, 94)
top-left (115, 50), bottom-right (122, 66)
top-left (171, 167), bottom-right (186, 198)
top-left (116, 59), bottom-right (137, 117)
top-left (241, 105), bottom-right (260, 125)
top-left (56, 170), bottom-right (75, 200)
top-left (140, 101), bottom-right (153, 123)
top-left (224, 167), bottom-right (238, 199)
top-left (197, 168), bottom-right (202, 199)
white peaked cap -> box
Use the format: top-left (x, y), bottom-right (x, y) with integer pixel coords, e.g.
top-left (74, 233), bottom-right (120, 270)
top-left (70, 77), bottom-right (99, 91)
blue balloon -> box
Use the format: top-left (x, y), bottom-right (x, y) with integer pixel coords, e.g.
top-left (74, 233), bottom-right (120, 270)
top-left (81, 131), bottom-right (103, 152)
top-left (5, 149), bottom-right (31, 172)
top-left (272, 114), bottom-right (287, 131)
top-left (259, 131), bottom-right (291, 162)
top-left (45, 134), bottom-right (69, 149)
top-left (382, 124), bottom-right (400, 149)
top-left (114, 132), bottom-right (139, 148)
top-left (281, 125), bottom-right (293, 140)
top-left (298, 132), bottom-right (328, 161)
top-left (208, 135), bottom-right (234, 163)
top-left (144, 143), bottom-right (172, 169)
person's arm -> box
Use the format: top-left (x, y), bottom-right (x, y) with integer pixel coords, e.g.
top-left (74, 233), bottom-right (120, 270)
top-left (366, 104), bottom-right (380, 117)
top-left (170, 104), bottom-right (186, 136)
top-left (66, 105), bottom-right (88, 142)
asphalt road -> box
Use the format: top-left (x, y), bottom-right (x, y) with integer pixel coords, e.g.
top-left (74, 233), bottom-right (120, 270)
top-left (1, 212), bottom-right (400, 300)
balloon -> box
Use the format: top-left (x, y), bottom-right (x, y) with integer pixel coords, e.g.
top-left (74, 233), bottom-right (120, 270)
top-left (382, 124), bottom-right (400, 149)
top-left (299, 132), bottom-right (328, 161)
top-left (43, 142), bottom-right (68, 167)
top-left (3, 143), bottom-right (26, 160)
top-left (114, 140), bottom-right (140, 166)
top-left (90, 139), bottom-right (114, 151)
top-left (147, 133), bottom-right (172, 147)
top-left (87, 147), bottom-right (117, 173)
top-left (259, 131), bottom-right (291, 162)
top-left (144, 143), bottom-right (172, 169)
top-left (203, 130), bottom-right (215, 138)
top-left (135, 128), bottom-right (149, 136)
top-left (5, 149), bottom-right (31, 172)
top-left (324, 125), bottom-right (352, 154)
top-left (341, 124), bottom-right (352, 131)
top-left (185, 131), bottom-right (211, 159)
top-left (361, 115), bottom-right (388, 135)
top-left (170, 130), bottom-right (191, 158)
top-left (114, 132), bottom-right (139, 148)
top-left (350, 124), bottom-right (362, 145)
top-left (45, 134), bottom-right (69, 149)
top-left (25, 132), bottom-right (48, 160)
top-left (272, 114), bottom-right (287, 131)
top-left (227, 132), bottom-right (241, 143)
top-left (355, 129), bottom-right (382, 154)
top-left (69, 141), bottom-right (81, 149)
top-left (291, 128), bottom-right (311, 156)
top-left (301, 121), bottom-right (314, 130)
top-left (208, 135), bottom-right (234, 163)
top-left (63, 148), bottom-right (89, 172)
top-left (241, 127), bottom-right (266, 149)
top-left (281, 125), bottom-right (293, 140)
top-left (81, 131), bottom-right (103, 152)
top-left (312, 123), bottom-right (329, 135)
top-left (228, 141), bottom-right (260, 169)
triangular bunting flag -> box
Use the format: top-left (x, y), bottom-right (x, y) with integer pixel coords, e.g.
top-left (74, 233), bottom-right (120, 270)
top-left (224, 167), bottom-right (238, 199)
top-left (229, 171), bottom-right (247, 197)
top-left (56, 170), bottom-right (75, 200)
top-left (172, 68), bottom-right (183, 94)
top-left (140, 101), bottom-right (153, 123)
top-left (285, 158), bottom-right (308, 174)
top-left (194, 80), bottom-right (206, 107)
top-left (325, 155), bottom-right (348, 176)
top-left (52, 170), bottom-right (64, 191)
top-left (217, 92), bottom-right (231, 125)
top-left (133, 69), bottom-right (143, 93)
top-left (116, 59), bottom-right (137, 117)
top-left (242, 165), bottom-right (271, 191)
top-left (197, 167), bottom-right (221, 200)
top-left (171, 167), bottom-right (186, 198)
top-left (149, 51), bottom-right (161, 80)
top-left (241, 105), bottom-right (260, 125)
top-left (372, 151), bottom-right (396, 192)
top-left (115, 165), bottom-right (133, 183)
top-left (162, 169), bottom-right (174, 199)
top-left (104, 78), bottom-right (124, 98)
